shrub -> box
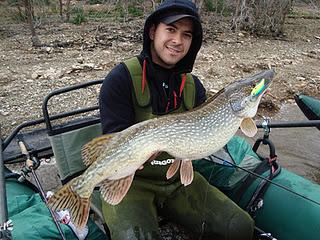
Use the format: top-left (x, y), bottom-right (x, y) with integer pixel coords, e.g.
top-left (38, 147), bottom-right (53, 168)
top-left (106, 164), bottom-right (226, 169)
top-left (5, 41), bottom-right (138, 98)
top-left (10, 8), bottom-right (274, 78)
top-left (72, 6), bottom-right (86, 25)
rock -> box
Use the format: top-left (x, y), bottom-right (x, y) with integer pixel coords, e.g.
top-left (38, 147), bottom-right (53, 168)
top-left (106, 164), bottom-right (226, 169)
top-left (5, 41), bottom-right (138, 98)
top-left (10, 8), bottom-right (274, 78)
top-left (281, 59), bottom-right (293, 65)
top-left (296, 76), bottom-right (306, 81)
top-left (77, 58), bottom-right (84, 64)
top-left (46, 47), bottom-right (53, 53)
top-left (83, 63), bottom-right (95, 69)
top-left (40, 46), bottom-right (53, 54)
top-left (31, 72), bottom-right (40, 79)
top-left (0, 110), bottom-right (9, 116)
top-left (42, 67), bottom-right (63, 80)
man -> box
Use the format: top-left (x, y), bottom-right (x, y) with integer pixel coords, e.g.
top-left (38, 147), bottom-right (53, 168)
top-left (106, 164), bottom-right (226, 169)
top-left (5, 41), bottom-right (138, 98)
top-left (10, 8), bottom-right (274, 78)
top-left (99, 0), bottom-right (254, 239)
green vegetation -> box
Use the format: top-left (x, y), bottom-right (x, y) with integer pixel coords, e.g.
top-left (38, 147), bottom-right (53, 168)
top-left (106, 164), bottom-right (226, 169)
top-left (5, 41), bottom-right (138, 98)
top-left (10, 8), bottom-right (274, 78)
top-left (71, 6), bottom-right (86, 25)
top-left (113, 3), bottom-right (126, 19)
top-left (128, 5), bottom-right (143, 17)
top-left (4, 0), bottom-right (27, 22)
top-left (287, 5), bottom-right (320, 19)
top-left (204, 0), bottom-right (232, 16)
top-left (87, 9), bottom-right (111, 20)
top-left (33, 0), bottom-right (50, 6)
top-left (204, 0), bottom-right (215, 12)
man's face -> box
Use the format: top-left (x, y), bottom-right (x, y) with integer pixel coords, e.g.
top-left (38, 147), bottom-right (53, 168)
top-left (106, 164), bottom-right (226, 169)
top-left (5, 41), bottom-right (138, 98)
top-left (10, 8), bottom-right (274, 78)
top-left (149, 18), bottom-right (193, 69)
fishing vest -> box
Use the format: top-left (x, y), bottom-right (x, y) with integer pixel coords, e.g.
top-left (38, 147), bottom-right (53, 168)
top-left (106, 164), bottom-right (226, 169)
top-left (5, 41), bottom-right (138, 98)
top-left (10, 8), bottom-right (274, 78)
top-left (123, 57), bottom-right (197, 182)
top-left (124, 57), bottom-right (196, 123)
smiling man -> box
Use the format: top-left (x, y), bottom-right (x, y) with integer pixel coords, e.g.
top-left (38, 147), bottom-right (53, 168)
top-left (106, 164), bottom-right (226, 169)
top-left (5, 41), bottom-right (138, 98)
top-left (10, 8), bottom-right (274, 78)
top-left (99, 0), bottom-right (254, 239)
top-left (149, 17), bottom-right (193, 68)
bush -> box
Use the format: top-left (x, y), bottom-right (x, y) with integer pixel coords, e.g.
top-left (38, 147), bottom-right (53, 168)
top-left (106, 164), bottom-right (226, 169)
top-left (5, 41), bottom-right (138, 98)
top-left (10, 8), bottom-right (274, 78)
top-left (205, 0), bottom-right (215, 12)
top-left (72, 6), bottom-right (86, 25)
top-left (128, 5), bottom-right (143, 17)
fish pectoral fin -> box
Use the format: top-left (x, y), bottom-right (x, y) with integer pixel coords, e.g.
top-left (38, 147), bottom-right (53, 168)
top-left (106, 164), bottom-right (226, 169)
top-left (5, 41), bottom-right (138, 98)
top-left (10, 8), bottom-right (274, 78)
top-left (82, 133), bottom-right (116, 166)
top-left (180, 160), bottom-right (194, 186)
top-left (47, 179), bottom-right (91, 230)
top-left (166, 159), bottom-right (181, 180)
top-left (100, 175), bottom-right (134, 205)
top-left (240, 117), bottom-right (258, 137)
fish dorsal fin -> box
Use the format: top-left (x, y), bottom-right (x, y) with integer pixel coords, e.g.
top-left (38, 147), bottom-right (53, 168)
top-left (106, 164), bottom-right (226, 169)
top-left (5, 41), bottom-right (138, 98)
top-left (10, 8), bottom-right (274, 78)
top-left (240, 117), bottom-right (258, 137)
top-left (180, 160), bottom-right (194, 186)
top-left (82, 134), bottom-right (115, 166)
top-left (100, 175), bottom-right (134, 205)
top-left (166, 159), bottom-right (181, 180)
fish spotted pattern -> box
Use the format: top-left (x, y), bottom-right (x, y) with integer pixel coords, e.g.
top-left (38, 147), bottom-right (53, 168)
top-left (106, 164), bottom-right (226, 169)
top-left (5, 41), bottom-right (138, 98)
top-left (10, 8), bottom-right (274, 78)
top-left (48, 69), bottom-right (275, 229)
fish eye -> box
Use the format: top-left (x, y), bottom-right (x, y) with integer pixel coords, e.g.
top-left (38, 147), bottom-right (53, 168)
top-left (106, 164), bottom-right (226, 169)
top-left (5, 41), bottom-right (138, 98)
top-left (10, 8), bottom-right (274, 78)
top-left (230, 99), bottom-right (244, 112)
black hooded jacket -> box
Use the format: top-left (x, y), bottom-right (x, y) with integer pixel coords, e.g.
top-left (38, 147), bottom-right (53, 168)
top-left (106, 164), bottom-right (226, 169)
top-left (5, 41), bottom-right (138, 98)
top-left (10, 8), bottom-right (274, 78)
top-left (99, 0), bottom-right (206, 134)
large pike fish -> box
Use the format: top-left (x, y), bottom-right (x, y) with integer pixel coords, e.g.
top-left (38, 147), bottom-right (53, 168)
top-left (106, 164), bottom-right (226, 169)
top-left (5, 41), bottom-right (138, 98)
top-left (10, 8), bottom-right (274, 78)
top-left (48, 69), bottom-right (275, 229)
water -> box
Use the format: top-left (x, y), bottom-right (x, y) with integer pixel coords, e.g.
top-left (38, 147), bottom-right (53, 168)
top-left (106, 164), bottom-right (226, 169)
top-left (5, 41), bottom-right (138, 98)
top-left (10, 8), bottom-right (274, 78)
top-left (241, 103), bottom-right (320, 183)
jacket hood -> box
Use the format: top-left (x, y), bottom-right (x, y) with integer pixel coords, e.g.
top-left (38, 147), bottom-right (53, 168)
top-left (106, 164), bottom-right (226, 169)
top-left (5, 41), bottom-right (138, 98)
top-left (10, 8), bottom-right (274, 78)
top-left (142, 0), bottom-right (203, 73)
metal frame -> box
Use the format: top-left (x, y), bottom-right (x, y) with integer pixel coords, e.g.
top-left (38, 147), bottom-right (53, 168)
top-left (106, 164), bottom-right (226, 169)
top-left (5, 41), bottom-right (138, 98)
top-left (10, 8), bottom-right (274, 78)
top-left (42, 79), bottom-right (103, 136)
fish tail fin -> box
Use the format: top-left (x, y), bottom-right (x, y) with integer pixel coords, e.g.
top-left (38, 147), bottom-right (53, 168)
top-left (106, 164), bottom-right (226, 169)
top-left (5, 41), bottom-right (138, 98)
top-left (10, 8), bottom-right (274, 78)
top-left (48, 181), bottom-right (91, 230)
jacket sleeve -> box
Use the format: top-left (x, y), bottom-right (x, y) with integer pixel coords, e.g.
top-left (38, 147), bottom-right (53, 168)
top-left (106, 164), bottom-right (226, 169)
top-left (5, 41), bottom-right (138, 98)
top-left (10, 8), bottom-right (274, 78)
top-left (99, 63), bottom-right (135, 134)
top-left (192, 75), bottom-right (207, 107)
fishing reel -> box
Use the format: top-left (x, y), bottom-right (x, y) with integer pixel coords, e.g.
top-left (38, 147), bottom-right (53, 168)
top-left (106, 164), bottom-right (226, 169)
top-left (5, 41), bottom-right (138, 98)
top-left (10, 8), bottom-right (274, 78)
top-left (17, 138), bottom-right (41, 182)
top-left (17, 155), bottom-right (41, 182)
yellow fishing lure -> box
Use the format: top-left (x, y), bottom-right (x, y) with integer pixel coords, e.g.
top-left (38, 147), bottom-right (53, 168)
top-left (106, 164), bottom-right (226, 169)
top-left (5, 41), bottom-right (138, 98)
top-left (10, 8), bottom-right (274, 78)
top-left (251, 79), bottom-right (265, 96)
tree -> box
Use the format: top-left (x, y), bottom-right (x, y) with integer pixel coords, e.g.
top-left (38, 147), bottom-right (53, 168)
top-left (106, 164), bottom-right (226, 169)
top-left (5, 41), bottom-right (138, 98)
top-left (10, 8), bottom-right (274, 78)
top-left (192, 0), bottom-right (205, 14)
top-left (23, 0), bottom-right (42, 46)
top-left (57, 0), bottom-right (71, 21)
top-left (231, 0), bottom-right (293, 36)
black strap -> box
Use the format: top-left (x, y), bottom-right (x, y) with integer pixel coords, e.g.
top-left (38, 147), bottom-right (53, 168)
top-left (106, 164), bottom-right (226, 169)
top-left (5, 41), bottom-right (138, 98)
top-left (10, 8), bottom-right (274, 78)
top-left (253, 138), bottom-right (276, 159)
top-left (246, 158), bottom-right (281, 217)
top-left (233, 159), bottom-right (270, 203)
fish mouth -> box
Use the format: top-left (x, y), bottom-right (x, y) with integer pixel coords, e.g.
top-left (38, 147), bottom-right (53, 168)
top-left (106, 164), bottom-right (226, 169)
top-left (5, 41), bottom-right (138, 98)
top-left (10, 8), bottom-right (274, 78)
top-left (251, 77), bottom-right (272, 99)
top-left (225, 69), bottom-right (275, 99)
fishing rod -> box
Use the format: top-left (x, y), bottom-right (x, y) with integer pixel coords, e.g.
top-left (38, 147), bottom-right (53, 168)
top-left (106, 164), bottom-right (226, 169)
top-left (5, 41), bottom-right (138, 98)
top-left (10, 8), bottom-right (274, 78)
top-left (17, 140), bottom-right (66, 240)
top-left (209, 154), bottom-right (320, 207)
top-left (0, 127), bottom-right (12, 240)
